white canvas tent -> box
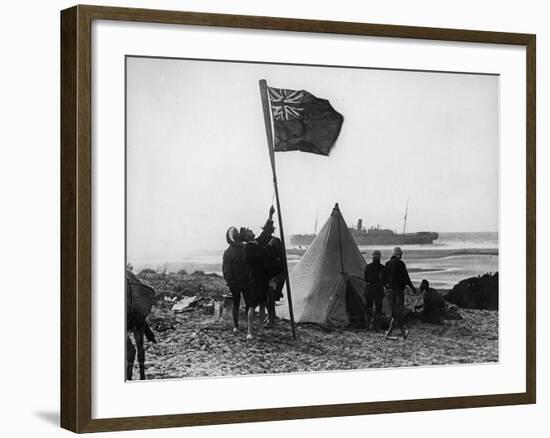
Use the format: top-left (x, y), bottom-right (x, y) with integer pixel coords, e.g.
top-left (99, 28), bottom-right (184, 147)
top-left (280, 203), bottom-right (378, 328)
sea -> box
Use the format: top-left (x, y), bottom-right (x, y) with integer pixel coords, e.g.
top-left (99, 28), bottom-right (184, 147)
top-left (130, 232), bottom-right (498, 291)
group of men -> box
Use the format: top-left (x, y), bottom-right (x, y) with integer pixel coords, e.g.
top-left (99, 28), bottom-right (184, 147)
top-left (364, 247), bottom-right (415, 339)
top-left (364, 247), bottom-right (448, 339)
top-left (223, 207), bottom-right (447, 341)
top-left (222, 206), bottom-right (285, 340)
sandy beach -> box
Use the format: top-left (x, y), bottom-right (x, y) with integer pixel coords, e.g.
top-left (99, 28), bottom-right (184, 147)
top-left (131, 271), bottom-right (498, 380)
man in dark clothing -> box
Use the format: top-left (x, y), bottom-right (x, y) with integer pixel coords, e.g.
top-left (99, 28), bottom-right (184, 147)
top-left (382, 247), bottom-right (417, 339)
top-left (243, 206), bottom-right (276, 340)
top-left (222, 226), bottom-right (251, 332)
top-left (364, 249), bottom-right (385, 330)
top-left (419, 279), bottom-right (447, 324)
top-left (265, 237), bottom-right (285, 327)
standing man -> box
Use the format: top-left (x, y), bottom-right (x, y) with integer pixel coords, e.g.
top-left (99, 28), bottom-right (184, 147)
top-left (243, 206), bottom-right (276, 340)
top-left (382, 246), bottom-right (417, 340)
top-left (363, 249), bottom-right (385, 330)
top-left (222, 226), bottom-right (251, 332)
top-left (264, 236), bottom-right (285, 328)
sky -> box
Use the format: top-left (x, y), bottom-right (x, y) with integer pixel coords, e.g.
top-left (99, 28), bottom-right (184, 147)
top-left (126, 56), bottom-right (498, 259)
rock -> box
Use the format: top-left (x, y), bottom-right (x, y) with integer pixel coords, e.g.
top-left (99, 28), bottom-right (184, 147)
top-left (172, 295), bottom-right (202, 312)
top-left (444, 273), bottom-right (498, 310)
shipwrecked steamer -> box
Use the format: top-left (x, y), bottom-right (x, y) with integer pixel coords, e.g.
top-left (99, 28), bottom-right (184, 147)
top-left (291, 203), bottom-right (439, 246)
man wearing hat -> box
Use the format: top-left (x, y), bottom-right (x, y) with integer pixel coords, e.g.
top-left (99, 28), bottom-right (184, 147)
top-left (243, 206), bottom-right (277, 339)
top-left (382, 246), bottom-right (417, 339)
top-left (363, 249), bottom-right (385, 330)
top-left (222, 226), bottom-right (251, 332)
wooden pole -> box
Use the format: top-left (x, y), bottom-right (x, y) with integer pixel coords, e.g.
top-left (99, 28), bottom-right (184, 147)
top-left (258, 79), bottom-right (297, 340)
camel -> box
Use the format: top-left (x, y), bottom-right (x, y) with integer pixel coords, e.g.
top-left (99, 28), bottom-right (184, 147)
top-left (126, 270), bottom-right (157, 380)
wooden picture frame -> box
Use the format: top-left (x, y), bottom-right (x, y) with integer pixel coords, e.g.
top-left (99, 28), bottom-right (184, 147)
top-left (60, 4), bottom-right (536, 433)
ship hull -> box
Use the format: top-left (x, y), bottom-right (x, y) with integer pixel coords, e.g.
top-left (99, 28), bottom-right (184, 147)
top-left (291, 232), bottom-right (438, 247)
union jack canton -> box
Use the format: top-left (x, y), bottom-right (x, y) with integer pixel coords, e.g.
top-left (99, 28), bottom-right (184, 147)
top-left (268, 87), bottom-right (305, 121)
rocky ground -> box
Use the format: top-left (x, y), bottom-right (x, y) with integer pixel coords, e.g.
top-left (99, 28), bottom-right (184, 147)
top-left (132, 271), bottom-right (499, 380)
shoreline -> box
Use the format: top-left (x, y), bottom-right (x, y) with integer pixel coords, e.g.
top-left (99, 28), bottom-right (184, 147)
top-left (130, 248), bottom-right (498, 291)
top-left (130, 248), bottom-right (498, 273)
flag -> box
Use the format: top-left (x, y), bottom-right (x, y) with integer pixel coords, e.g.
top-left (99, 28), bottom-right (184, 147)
top-left (267, 86), bottom-right (344, 156)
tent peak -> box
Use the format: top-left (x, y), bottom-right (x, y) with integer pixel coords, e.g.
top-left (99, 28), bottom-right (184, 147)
top-left (279, 203), bottom-right (368, 328)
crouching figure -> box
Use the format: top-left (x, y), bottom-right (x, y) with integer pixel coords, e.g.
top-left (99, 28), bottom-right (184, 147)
top-left (419, 279), bottom-right (447, 324)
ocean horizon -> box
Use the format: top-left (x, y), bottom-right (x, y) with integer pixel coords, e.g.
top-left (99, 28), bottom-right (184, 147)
top-left (129, 232), bottom-right (498, 290)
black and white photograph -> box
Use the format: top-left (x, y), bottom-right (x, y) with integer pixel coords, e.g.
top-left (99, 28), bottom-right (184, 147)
top-left (125, 56), bottom-right (499, 381)
top-left (1, 0), bottom-right (544, 435)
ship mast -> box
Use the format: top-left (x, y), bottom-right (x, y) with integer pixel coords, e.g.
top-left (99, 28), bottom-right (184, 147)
top-left (402, 200), bottom-right (409, 234)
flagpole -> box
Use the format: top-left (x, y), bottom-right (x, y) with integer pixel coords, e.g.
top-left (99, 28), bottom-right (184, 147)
top-left (258, 79), bottom-right (297, 340)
